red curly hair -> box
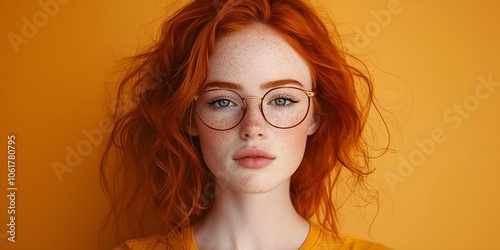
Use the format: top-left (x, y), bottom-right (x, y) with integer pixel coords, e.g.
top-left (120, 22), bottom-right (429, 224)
top-left (100, 0), bottom-right (383, 248)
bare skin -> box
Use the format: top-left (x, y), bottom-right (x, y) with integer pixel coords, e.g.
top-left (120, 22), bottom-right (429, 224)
top-left (192, 23), bottom-right (318, 250)
top-left (193, 180), bottom-right (310, 250)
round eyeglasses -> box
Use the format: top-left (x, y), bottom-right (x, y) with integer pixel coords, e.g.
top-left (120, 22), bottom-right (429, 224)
top-left (194, 86), bottom-right (315, 131)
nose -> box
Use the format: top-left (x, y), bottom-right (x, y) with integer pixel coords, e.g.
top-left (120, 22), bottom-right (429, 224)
top-left (239, 98), bottom-right (267, 139)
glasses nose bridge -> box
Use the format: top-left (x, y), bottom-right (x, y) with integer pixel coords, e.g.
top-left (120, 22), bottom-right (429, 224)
top-left (241, 95), bottom-right (263, 110)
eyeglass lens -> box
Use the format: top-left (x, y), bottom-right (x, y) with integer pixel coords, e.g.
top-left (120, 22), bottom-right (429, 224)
top-left (195, 87), bottom-right (311, 130)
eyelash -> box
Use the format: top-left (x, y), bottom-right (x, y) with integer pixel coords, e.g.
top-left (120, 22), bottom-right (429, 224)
top-left (208, 97), bottom-right (237, 108)
top-left (269, 95), bottom-right (299, 107)
top-left (207, 94), bottom-right (299, 109)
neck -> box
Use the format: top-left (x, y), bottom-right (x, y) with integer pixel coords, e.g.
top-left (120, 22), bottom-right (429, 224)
top-left (193, 179), bottom-right (310, 250)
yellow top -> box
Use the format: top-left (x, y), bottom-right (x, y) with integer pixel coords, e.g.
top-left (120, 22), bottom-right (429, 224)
top-left (119, 223), bottom-right (392, 250)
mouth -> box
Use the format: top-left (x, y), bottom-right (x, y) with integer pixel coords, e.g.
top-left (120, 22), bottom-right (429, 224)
top-left (232, 148), bottom-right (276, 169)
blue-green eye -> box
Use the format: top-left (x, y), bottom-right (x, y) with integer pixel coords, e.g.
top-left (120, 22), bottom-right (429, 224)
top-left (209, 98), bottom-right (235, 108)
top-left (269, 95), bottom-right (298, 107)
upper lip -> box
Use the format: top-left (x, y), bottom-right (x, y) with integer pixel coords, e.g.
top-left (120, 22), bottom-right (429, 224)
top-left (232, 147), bottom-right (276, 160)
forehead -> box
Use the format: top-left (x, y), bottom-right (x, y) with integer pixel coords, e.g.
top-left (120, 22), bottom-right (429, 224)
top-left (206, 23), bottom-right (312, 90)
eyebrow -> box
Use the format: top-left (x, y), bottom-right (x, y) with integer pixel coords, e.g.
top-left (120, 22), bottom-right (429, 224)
top-left (203, 79), bottom-right (305, 91)
top-left (261, 79), bottom-right (304, 89)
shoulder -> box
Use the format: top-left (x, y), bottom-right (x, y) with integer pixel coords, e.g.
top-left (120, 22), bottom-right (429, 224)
top-left (114, 233), bottom-right (196, 250)
top-left (336, 237), bottom-right (393, 250)
top-left (113, 236), bottom-right (168, 250)
top-left (301, 223), bottom-right (392, 250)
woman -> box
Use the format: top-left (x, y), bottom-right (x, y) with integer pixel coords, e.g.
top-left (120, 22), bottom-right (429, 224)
top-left (100, 0), bottom-right (391, 249)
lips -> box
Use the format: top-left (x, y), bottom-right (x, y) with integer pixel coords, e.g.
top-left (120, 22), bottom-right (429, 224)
top-left (232, 148), bottom-right (276, 169)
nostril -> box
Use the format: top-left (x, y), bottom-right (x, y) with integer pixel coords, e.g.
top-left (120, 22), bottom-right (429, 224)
top-left (243, 132), bottom-right (264, 138)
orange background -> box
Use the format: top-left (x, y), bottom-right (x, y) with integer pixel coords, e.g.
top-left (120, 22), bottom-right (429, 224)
top-left (1, 0), bottom-right (499, 249)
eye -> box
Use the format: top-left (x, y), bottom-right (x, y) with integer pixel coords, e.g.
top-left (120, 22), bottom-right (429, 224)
top-left (269, 95), bottom-right (298, 107)
top-left (209, 98), bottom-right (236, 108)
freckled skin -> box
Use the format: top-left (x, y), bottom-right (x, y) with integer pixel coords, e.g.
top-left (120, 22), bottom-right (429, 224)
top-left (194, 23), bottom-right (318, 194)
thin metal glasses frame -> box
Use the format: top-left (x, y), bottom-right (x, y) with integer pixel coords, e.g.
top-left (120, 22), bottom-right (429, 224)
top-left (193, 86), bottom-right (315, 131)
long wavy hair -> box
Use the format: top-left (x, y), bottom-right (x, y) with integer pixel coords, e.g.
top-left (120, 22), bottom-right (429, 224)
top-left (100, 0), bottom-right (386, 248)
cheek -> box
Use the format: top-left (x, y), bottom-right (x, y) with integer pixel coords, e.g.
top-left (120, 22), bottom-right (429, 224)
top-left (195, 116), bottom-right (312, 174)
top-left (195, 122), bottom-right (230, 166)
top-left (281, 127), bottom-right (309, 159)
top-left (274, 122), bottom-right (311, 172)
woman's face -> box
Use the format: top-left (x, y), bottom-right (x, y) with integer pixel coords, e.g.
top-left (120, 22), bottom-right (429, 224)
top-left (194, 24), bottom-right (318, 194)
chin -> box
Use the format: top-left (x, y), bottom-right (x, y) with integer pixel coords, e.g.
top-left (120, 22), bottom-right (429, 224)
top-left (222, 174), bottom-right (291, 194)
